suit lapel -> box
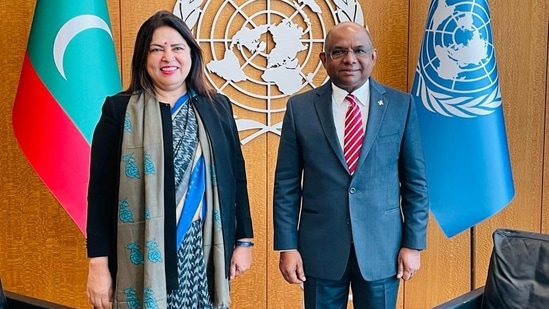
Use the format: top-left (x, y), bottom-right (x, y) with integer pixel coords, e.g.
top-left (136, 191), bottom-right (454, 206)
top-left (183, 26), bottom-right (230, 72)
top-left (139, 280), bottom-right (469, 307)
top-left (357, 79), bottom-right (387, 169)
top-left (314, 82), bottom-right (348, 169)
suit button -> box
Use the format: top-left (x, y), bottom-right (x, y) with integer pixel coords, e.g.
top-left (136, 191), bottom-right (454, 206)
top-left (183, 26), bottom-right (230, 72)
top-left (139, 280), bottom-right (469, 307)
top-left (349, 187), bottom-right (356, 194)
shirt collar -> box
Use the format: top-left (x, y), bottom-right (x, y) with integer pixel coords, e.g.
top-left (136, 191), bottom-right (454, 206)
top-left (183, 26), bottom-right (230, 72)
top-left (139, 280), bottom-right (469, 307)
top-left (332, 79), bottom-right (370, 107)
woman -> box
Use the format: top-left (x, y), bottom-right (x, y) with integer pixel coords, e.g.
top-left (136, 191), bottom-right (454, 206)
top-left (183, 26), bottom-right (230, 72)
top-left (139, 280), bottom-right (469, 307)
top-left (86, 10), bottom-right (254, 309)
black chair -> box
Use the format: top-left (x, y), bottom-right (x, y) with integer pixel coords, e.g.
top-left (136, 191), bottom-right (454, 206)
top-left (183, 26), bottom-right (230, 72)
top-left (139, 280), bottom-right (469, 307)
top-left (0, 276), bottom-right (7, 309)
top-left (432, 287), bottom-right (484, 309)
top-left (433, 228), bottom-right (549, 309)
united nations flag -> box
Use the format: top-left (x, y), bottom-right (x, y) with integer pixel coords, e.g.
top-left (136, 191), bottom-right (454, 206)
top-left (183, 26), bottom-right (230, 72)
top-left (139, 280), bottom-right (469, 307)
top-left (411, 0), bottom-right (514, 238)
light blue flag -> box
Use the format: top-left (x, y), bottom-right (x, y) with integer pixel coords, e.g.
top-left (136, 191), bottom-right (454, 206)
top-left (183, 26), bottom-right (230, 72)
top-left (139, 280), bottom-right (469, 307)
top-left (411, 0), bottom-right (514, 238)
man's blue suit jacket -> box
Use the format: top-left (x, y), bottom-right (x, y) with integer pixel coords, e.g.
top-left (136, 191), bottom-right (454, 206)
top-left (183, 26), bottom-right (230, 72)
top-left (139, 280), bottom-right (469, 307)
top-left (273, 78), bottom-right (429, 281)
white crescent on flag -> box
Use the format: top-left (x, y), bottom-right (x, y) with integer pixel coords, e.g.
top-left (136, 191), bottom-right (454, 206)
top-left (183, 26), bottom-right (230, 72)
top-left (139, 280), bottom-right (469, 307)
top-left (53, 14), bottom-right (113, 79)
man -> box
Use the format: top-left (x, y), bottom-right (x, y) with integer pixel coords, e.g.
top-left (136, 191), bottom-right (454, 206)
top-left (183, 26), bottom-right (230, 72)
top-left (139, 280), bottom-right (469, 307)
top-left (273, 22), bottom-right (429, 308)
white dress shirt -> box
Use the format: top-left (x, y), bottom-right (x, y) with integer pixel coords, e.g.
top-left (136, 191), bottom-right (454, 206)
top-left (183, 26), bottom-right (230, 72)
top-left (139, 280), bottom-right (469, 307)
top-left (331, 80), bottom-right (371, 150)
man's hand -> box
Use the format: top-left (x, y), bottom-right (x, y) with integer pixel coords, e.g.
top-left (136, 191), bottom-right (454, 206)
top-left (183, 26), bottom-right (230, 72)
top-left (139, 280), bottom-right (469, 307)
top-left (396, 247), bottom-right (421, 281)
top-left (279, 250), bottom-right (306, 284)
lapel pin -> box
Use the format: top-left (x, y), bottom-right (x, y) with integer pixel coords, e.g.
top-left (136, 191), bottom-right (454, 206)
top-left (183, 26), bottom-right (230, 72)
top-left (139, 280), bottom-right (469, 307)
top-left (378, 99), bottom-right (384, 106)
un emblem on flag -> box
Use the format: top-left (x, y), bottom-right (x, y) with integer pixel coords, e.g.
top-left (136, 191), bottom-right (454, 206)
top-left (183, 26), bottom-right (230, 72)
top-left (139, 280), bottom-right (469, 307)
top-left (413, 0), bottom-right (502, 118)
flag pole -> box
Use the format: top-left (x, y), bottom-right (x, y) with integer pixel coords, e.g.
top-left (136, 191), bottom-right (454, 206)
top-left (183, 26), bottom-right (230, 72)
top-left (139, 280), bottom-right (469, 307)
top-left (470, 226), bottom-right (476, 291)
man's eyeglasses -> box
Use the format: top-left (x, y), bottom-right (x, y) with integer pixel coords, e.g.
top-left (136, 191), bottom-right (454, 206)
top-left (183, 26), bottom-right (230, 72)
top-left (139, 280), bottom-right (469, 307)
top-left (327, 48), bottom-right (373, 60)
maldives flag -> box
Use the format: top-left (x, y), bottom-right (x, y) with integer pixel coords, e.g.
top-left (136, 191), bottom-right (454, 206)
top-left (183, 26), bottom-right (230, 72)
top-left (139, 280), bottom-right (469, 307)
top-left (12, 0), bottom-right (121, 235)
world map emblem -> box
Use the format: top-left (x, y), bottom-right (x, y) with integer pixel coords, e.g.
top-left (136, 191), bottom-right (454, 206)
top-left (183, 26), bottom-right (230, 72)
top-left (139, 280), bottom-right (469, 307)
top-left (413, 0), bottom-right (502, 118)
top-left (173, 0), bottom-right (364, 144)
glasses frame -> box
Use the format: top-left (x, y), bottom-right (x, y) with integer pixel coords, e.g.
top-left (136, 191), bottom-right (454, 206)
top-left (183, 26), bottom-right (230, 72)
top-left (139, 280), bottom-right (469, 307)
top-left (326, 48), bottom-right (374, 60)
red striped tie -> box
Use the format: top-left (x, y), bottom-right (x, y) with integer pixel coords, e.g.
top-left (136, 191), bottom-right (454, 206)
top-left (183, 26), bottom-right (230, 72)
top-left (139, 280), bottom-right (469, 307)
top-left (344, 94), bottom-right (364, 174)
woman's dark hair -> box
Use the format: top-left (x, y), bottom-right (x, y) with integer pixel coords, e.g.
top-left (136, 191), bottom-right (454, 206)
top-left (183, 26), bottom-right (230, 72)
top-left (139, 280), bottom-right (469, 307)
top-left (124, 10), bottom-right (214, 99)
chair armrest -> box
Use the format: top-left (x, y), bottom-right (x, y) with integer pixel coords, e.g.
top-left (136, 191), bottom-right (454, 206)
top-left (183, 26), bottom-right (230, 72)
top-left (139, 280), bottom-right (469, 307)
top-left (431, 286), bottom-right (485, 309)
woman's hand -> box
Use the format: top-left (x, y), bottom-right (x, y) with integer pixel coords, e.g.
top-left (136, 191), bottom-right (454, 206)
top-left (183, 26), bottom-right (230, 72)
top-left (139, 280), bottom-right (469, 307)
top-left (87, 257), bottom-right (113, 308)
top-left (230, 243), bottom-right (253, 280)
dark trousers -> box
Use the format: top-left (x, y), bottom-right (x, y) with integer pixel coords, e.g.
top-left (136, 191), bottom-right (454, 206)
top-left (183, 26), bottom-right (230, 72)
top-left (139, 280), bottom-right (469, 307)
top-left (303, 246), bottom-right (399, 309)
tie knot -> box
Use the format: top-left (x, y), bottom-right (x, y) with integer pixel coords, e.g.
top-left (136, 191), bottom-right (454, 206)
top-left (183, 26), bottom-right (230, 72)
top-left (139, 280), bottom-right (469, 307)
top-left (346, 93), bottom-right (358, 106)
